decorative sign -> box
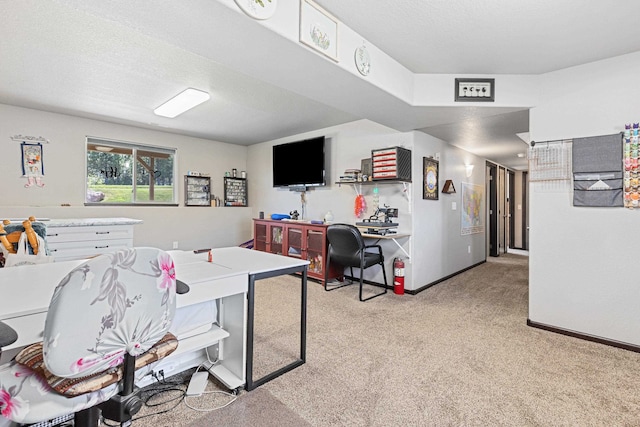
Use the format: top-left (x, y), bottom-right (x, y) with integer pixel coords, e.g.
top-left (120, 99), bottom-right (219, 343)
top-left (423, 157), bottom-right (439, 200)
top-left (455, 78), bottom-right (495, 102)
top-left (21, 142), bottom-right (45, 188)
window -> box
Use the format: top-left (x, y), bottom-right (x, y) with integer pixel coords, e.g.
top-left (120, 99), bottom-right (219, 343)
top-left (86, 137), bottom-right (177, 205)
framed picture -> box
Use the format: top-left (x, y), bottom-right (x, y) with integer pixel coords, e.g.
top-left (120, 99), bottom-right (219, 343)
top-left (454, 78), bottom-right (495, 102)
top-left (299, 0), bottom-right (339, 62)
top-left (423, 157), bottom-right (439, 200)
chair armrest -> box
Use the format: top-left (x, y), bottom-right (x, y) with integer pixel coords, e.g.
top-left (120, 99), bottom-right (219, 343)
top-left (363, 244), bottom-right (384, 255)
top-left (0, 320), bottom-right (18, 350)
top-left (176, 279), bottom-right (190, 295)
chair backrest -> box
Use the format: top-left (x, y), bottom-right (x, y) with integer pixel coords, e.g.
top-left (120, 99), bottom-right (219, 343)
top-left (327, 224), bottom-right (366, 267)
top-left (43, 247), bottom-right (176, 378)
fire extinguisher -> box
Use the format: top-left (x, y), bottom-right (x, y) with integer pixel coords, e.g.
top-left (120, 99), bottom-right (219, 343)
top-left (393, 258), bottom-right (405, 295)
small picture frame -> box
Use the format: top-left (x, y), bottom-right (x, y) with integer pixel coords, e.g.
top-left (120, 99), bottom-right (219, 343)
top-left (299, 0), bottom-right (339, 62)
top-left (455, 78), bottom-right (495, 102)
top-left (423, 157), bottom-right (439, 200)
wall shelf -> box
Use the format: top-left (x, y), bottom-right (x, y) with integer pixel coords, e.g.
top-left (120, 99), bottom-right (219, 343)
top-left (335, 179), bottom-right (411, 186)
top-left (335, 180), bottom-right (412, 212)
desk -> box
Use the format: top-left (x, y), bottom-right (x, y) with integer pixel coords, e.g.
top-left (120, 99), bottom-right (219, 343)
top-left (0, 247), bottom-right (308, 392)
top-left (0, 252), bottom-right (249, 390)
top-left (357, 227), bottom-right (412, 260)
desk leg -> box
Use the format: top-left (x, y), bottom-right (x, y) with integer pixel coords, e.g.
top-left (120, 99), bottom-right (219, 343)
top-left (246, 274), bottom-right (256, 391)
top-left (245, 266), bottom-right (308, 392)
top-left (301, 267), bottom-right (307, 363)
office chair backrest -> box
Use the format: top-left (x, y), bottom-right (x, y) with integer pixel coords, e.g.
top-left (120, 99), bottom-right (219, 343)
top-left (43, 247), bottom-right (176, 378)
top-left (327, 224), bottom-right (366, 267)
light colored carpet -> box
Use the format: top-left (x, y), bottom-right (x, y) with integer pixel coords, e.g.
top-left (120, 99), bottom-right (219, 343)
top-left (130, 254), bottom-right (640, 426)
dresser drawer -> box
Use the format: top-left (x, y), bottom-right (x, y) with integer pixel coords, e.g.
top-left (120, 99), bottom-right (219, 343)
top-left (48, 239), bottom-right (133, 261)
top-left (46, 225), bottom-right (133, 243)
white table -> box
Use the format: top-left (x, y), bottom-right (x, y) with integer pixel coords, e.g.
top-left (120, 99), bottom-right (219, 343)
top-left (0, 247), bottom-right (309, 392)
top-left (0, 250), bottom-right (249, 390)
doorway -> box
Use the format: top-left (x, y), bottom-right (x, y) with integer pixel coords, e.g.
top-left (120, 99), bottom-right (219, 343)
top-left (487, 163), bottom-right (528, 256)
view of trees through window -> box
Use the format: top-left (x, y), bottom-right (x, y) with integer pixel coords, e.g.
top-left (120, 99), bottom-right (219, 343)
top-left (86, 138), bottom-right (176, 204)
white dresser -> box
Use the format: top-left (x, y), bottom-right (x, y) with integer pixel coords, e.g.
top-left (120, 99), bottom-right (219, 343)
top-left (45, 218), bottom-right (142, 261)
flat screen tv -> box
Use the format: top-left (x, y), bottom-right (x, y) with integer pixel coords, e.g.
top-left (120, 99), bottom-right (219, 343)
top-left (273, 137), bottom-right (326, 188)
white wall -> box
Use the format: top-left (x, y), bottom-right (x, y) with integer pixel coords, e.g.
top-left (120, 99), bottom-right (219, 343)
top-left (529, 51), bottom-right (640, 345)
top-left (248, 120), bottom-right (487, 291)
top-left (411, 132), bottom-right (487, 288)
top-left (0, 104), bottom-right (253, 251)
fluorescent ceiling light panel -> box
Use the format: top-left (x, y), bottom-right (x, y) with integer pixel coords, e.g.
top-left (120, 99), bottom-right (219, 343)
top-left (154, 88), bottom-right (210, 118)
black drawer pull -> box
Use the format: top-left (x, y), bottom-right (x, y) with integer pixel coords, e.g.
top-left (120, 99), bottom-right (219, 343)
top-left (95, 231), bottom-right (110, 235)
top-left (95, 245), bottom-right (109, 249)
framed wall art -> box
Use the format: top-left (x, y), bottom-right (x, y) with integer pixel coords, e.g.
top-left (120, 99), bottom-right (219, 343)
top-left (423, 157), bottom-right (439, 200)
top-left (299, 0), bottom-right (339, 62)
top-left (454, 78), bottom-right (495, 102)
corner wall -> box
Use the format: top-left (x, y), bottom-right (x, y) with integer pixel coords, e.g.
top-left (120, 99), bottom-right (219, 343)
top-left (247, 120), bottom-right (487, 291)
top-left (529, 51), bottom-right (640, 345)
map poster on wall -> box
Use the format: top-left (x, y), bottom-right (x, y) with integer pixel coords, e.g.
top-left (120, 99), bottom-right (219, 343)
top-left (461, 182), bottom-right (484, 235)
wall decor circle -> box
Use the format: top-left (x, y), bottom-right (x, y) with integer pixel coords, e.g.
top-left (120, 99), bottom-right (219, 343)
top-left (354, 45), bottom-right (371, 76)
top-left (234, 0), bottom-right (277, 20)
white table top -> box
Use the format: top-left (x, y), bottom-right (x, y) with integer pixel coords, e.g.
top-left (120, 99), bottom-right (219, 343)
top-left (209, 247), bottom-right (309, 275)
top-left (0, 248), bottom-right (307, 321)
top-left (361, 233), bottom-right (411, 239)
top-left (43, 218), bottom-right (143, 227)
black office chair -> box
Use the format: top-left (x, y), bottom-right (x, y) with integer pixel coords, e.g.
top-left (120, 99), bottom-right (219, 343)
top-left (324, 224), bottom-right (388, 302)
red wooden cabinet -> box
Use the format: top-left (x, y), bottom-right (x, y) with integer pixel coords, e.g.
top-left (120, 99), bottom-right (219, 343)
top-left (253, 219), bottom-right (342, 283)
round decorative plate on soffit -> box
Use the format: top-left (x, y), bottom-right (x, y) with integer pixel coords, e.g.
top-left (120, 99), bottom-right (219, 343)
top-left (234, 0), bottom-right (277, 20)
top-left (354, 44), bottom-right (370, 76)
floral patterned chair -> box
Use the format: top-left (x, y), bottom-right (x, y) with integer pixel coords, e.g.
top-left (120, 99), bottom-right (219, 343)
top-left (0, 247), bottom-right (179, 427)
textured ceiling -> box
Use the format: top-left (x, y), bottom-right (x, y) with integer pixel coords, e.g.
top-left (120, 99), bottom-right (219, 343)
top-left (1, 1), bottom-right (638, 170)
top-left (317, 0), bottom-right (640, 74)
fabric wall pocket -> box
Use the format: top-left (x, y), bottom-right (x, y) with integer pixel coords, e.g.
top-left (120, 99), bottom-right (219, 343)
top-left (573, 172), bottom-right (623, 207)
top-left (4, 233), bottom-right (53, 267)
top-left (572, 133), bottom-right (623, 207)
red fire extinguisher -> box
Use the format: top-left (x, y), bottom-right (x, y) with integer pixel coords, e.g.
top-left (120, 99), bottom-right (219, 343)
top-left (393, 258), bottom-right (405, 295)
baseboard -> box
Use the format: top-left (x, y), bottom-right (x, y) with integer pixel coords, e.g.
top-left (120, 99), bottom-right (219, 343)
top-left (527, 319), bottom-right (640, 353)
top-left (405, 260), bottom-right (487, 295)
top-left (326, 260), bottom-right (486, 296)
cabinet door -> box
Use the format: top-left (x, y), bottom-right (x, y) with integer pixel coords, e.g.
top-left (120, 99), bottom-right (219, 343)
top-left (306, 228), bottom-right (325, 275)
top-left (286, 227), bottom-right (303, 258)
top-left (269, 224), bottom-right (284, 255)
top-left (254, 222), bottom-right (267, 252)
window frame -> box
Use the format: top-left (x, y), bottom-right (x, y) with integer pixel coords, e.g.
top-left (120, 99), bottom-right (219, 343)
top-left (85, 136), bottom-right (179, 206)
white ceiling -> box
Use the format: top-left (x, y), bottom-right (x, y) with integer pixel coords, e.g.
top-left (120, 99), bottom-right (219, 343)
top-left (1, 1), bottom-right (639, 170)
